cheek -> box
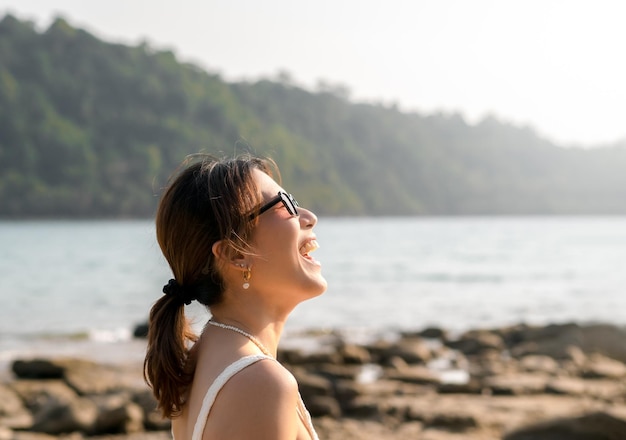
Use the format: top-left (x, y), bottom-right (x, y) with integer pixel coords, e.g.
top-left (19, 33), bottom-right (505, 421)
top-left (261, 230), bottom-right (300, 269)
top-left (251, 218), bottom-right (300, 264)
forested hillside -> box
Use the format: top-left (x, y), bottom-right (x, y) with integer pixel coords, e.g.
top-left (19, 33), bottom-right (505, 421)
top-left (1, 14), bottom-right (625, 218)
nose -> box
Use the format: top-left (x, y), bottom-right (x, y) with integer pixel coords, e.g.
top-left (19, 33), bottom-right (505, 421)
top-left (298, 207), bottom-right (317, 229)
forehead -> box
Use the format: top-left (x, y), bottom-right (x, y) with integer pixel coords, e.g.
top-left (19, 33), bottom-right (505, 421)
top-left (252, 168), bottom-right (282, 198)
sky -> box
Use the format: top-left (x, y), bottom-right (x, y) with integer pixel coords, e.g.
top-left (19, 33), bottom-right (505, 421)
top-left (1, 0), bottom-right (625, 147)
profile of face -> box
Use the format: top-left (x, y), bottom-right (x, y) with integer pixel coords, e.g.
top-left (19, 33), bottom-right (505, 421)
top-left (233, 168), bottom-right (327, 305)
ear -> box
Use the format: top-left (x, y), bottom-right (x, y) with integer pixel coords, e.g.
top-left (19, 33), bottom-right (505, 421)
top-left (211, 241), bottom-right (249, 272)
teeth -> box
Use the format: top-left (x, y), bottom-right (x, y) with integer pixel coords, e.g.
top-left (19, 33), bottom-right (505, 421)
top-left (300, 240), bottom-right (319, 255)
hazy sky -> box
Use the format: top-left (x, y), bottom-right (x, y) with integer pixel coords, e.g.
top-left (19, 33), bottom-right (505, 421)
top-left (1, 0), bottom-right (625, 146)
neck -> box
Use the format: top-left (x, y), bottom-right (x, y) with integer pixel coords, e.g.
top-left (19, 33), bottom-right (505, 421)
top-left (208, 285), bottom-right (297, 356)
top-left (207, 311), bottom-right (286, 357)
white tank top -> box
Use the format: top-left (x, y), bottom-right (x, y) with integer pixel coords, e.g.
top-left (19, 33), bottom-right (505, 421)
top-left (189, 354), bottom-right (319, 440)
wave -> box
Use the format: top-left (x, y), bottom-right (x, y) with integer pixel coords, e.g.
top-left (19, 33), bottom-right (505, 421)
top-left (3, 327), bottom-right (133, 344)
top-left (0, 327), bottom-right (146, 372)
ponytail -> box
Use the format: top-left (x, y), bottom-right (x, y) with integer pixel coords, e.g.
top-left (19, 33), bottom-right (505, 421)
top-left (143, 294), bottom-right (196, 418)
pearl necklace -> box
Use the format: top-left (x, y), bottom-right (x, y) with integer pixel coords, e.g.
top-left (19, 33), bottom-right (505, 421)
top-left (206, 319), bottom-right (319, 440)
top-left (207, 319), bottom-right (272, 356)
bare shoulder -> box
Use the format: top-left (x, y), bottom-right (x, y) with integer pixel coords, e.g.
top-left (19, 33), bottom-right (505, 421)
top-left (227, 357), bottom-right (298, 397)
top-left (203, 358), bottom-right (300, 439)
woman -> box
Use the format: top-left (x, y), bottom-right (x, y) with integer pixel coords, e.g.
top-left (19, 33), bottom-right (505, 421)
top-left (144, 154), bottom-right (326, 440)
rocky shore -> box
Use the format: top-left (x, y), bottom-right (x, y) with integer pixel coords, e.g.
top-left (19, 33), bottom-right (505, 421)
top-left (2, 321), bottom-right (626, 440)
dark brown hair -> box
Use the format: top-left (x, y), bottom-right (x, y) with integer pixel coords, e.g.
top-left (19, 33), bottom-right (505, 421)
top-left (143, 154), bottom-right (278, 418)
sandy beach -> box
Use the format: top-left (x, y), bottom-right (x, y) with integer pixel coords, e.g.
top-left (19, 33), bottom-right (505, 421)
top-left (2, 321), bottom-right (626, 439)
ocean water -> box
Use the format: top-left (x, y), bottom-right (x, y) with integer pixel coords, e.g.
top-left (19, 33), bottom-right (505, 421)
top-left (1, 217), bottom-right (625, 370)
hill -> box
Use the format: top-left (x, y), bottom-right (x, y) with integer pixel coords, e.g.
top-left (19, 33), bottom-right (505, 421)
top-left (1, 14), bottom-right (625, 217)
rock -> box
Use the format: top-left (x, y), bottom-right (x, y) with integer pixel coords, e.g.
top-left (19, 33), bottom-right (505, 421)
top-left (384, 337), bottom-right (433, 364)
top-left (506, 323), bottom-right (626, 363)
top-left (90, 393), bottom-right (144, 434)
top-left (11, 358), bottom-right (143, 396)
top-left (519, 355), bottom-right (560, 374)
top-left (386, 356), bottom-right (409, 370)
top-left (305, 395), bottom-right (342, 418)
top-left (130, 389), bottom-right (156, 413)
top-left (31, 396), bottom-right (98, 434)
top-left (313, 417), bottom-right (424, 440)
top-left (446, 330), bottom-right (504, 356)
top-left (131, 389), bottom-right (171, 431)
top-left (11, 360), bottom-right (64, 379)
top-left (341, 396), bottom-right (381, 419)
top-left (581, 354), bottom-right (626, 379)
top-left (60, 359), bottom-right (143, 395)
top-left (482, 373), bottom-right (548, 395)
top-left (0, 426), bottom-right (12, 440)
top-left (6, 321), bottom-right (626, 440)
top-left (503, 411), bottom-right (626, 440)
top-left (292, 369), bottom-right (334, 404)
top-left (427, 412), bottom-right (479, 430)
top-left (0, 383), bottom-right (33, 429)
top-left (577, 324), bottom-right (626, 363)
top-left (467, 350), bottom-right (517, 378)
top-left (144, 410), bottom-right (172, 432)
top-left (405, 399), bottom-right (479, 431)
top-left (437, 379), bottom-right (483, 394)
top-left (133, 322), bottom-right (149, 338)
top-left (333, 380), bottom-right (361, 407)
top-left (277, 347), bottom-right (307, 365)
top-left (315, 364), bottom-right (362, 381)
top-left (10, 380), bottom-right (78, 413)
top-left (417, 327), bottom-right (448, 341)
top-left (338, 344), bottom-right (371, 365)
top-left (6, 433), bottom-right (60, 440)
top-left (385, 366), bottom-right (440, 385)
top-left (281, 348), bottom-right (342, 366)
top-left (363, 339), bottom-right (395, 364)
top-left (545, 377), bottom-right (588, 396)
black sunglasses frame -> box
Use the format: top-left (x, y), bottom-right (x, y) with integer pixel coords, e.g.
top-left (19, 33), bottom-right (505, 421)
top-left (249, 191), bottom-right (299, 220)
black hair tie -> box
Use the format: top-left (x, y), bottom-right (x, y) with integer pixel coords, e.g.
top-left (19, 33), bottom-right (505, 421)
top-left (162, 279), bottom-right (196, 305)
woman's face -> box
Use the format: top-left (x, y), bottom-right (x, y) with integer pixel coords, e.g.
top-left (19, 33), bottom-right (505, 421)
top-left (245, 168), bottom-right (327, 305)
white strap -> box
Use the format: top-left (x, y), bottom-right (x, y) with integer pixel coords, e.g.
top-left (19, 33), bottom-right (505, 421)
top-left (191, 354), bottom-right (272, 440)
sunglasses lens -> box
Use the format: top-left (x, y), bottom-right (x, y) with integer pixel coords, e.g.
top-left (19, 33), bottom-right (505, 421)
top-left (280, 192), bottom-right (298, 215)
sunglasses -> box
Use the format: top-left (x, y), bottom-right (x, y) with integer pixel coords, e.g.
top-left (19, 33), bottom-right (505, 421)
top-left (249, 191), bottom-right (299, 220)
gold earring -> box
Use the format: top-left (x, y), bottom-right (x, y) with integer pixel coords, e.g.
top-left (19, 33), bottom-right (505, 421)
top-left (242, 267), bottom-right (251, 289)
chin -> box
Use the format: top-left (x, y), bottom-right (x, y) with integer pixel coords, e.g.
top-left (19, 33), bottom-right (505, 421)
top-left (310, 276), bottom-right (328, 298)
top-left (297, 274), bottom-right (327, 300)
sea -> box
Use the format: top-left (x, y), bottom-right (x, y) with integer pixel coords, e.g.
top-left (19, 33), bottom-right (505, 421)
top-left (1, 217), bottom-right (625, 374)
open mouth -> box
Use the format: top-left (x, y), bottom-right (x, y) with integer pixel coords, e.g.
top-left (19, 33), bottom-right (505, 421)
top-left (299, 239), bottom-right (319, 260)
